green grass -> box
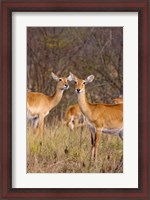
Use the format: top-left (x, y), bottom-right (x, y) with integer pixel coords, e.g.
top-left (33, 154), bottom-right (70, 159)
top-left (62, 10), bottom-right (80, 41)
top-left (27, 119), bottom-right (123, 173)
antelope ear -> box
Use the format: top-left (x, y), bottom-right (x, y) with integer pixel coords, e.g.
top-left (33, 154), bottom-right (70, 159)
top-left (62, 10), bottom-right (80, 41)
top-left (51, 72), bottom-right (59, 82)
top-left (85, 75), bottom-right (94, 83)
top-left (69, 72), bottom-right (76, 81)
top-left (67, 74), bottom-right (73, 81)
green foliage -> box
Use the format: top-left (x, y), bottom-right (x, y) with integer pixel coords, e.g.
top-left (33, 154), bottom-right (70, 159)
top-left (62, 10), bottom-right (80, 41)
top-left (41, 35), bottom-right (68, 49)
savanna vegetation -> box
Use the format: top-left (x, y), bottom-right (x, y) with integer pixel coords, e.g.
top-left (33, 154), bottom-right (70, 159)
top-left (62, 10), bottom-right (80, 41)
top-left (27, 27), bottom-right (123, 173)
top-left (27, 119), bottom-right (123, 173)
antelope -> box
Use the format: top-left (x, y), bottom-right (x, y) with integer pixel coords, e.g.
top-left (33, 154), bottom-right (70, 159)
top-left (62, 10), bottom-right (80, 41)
top-left (27, 72), bottom-right (72, 136)
top-left (69, 72), bottom-right (123, 161)
top-left (27, 110), bottom-right (39, 129)
top-left (113, 96), bottom-right (123, 104)
top-left (65, 104), bottom-right (86, 131)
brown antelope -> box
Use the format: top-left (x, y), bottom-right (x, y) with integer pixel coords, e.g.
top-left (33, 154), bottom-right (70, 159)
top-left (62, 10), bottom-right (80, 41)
top-left (65, 104), bottom-right (86, 130)
top-left (69, 72), bottom-right (123, 161)
top-left (113, 96), bottom-right (123, 104)
top-left (27, 72), bottom-right (72, 136)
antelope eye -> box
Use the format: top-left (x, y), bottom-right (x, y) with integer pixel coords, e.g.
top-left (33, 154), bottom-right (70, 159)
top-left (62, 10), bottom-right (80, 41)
top-left (59, 78), bottom-right (62, 81)
top-left (83, 81), bottom-right (86, 85)
top-left (75, 81), bottom-right (77, 84)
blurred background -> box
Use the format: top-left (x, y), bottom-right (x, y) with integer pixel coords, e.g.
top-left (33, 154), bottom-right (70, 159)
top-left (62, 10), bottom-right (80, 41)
top-left (27, 27), bottom-right (123, 121)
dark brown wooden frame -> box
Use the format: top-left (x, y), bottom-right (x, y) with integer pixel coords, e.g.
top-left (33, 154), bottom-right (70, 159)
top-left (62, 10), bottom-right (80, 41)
top-left (0, 0), bottom-right (149, 199)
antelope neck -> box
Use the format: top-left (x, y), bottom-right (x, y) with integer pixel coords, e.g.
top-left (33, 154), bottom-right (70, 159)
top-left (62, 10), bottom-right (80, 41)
top-left (48, 89), bottom-right (63, 109)
top-left (77, 92), bottom-right (91, 117)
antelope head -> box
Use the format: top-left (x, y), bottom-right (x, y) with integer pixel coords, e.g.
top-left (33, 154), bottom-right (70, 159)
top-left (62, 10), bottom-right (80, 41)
top-left (51, 72), bottom-right (72, 91)
top-left (69, 72), bottom-right (94, 94)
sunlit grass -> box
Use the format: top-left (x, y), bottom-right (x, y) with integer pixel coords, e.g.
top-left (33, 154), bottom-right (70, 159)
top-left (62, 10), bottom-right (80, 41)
top-left (27, 119), bottom-right (123, 173)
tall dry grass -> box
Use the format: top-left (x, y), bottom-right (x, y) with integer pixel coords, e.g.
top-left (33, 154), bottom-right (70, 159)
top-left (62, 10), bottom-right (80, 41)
top-left (27, 119), bottom-right (123, 173)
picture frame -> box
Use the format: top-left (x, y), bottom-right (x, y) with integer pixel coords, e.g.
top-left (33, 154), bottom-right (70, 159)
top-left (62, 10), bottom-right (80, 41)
top-left (0, 0), bottom-right (149, 199)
